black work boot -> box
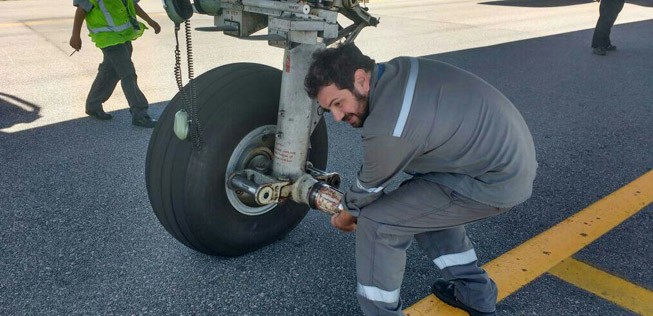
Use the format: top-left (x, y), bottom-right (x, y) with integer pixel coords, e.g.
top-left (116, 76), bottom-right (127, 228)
top-left (86, 109), bottom-right (113, 120)
top-left (592, 47), bottom-right (607, 56)
top-left (431, 279), bottom-right (496, 316)
top-left (132, 115), bottom-right (157, 128)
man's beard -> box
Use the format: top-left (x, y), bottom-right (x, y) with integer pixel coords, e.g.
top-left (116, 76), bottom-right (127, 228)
top-left (344, 89), bottom-right (369, 128)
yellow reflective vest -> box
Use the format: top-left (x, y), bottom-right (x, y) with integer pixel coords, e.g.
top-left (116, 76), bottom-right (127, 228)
top-left (85, 0), bottom-right (146, 48)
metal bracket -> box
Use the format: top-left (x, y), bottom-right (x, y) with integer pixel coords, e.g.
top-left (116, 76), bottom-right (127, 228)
top-left (306, 162), bottom-right (341, 188)
top-left (228, 164), bottom-right (342, 206)
top-left (195, 25), bottom-right (239, 32)
top-left (228, 169), bottom-right (292, 205)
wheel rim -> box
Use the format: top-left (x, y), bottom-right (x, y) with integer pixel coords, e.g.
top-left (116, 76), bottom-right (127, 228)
top-left (225, 125), bottom-right (278, 216)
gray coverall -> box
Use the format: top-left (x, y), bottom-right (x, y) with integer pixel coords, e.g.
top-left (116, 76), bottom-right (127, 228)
top-left (344, 57), bottom-right (537, 315)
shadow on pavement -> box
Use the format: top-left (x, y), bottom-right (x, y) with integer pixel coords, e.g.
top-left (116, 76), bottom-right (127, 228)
top-left (0, 21), bottom-right (651, 315)
top-left (480, 0), bottom-right (652, 7)
top-left (0, 92), bottom-right (41, 130)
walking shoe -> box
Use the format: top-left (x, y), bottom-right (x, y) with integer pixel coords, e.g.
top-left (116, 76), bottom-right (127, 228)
top-left (132, 115), bottom-right (157, 128)
top-left (86, 109), bottom-right (113, 120)
top-left (431, 279), bottom-right (496, 316)
top-left (592, 47), bottom-right (607, 56)
top-left (605, 44), bottom-right (617, 51)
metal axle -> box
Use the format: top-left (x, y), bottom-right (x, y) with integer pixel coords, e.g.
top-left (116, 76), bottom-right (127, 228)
top-left (229, 170), bottom-right (343, 215)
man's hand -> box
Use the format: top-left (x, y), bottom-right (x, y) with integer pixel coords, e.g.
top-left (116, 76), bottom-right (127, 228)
top-left (135, 5), bottom-right (161, 34)
top-left (331, 210), bottom-right (357, 232)
top-left (148, 20), bottom-right (161, 34)
top-left (69, 35), bottom-right (82, 51)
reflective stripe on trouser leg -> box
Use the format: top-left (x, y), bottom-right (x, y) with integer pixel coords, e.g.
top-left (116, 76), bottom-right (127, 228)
top-left (356, 215), bottom-right (411, 316)
top-left (353, 180), bottom-right (508, 314)
top-left (415, 227), bottom-right (497, 313)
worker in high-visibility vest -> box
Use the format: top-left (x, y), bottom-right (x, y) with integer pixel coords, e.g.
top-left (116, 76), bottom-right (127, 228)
top-left (70, 0), bottom-right (161, 128)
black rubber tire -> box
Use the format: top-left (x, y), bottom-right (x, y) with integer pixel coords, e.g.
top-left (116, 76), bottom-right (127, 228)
top-left (145, 63), bottom-right (328, 257)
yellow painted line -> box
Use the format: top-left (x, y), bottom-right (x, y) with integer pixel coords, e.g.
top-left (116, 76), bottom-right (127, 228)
top-left (406, 170), bottom-right (653, 315)
top-left (549, 258), bottom-right (653, 315)
top-left (405, 296), bottom-right (467, 316)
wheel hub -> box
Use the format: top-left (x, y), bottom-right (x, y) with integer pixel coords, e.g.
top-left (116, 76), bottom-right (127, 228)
top-left (225, 125), bottom-right (278, 216)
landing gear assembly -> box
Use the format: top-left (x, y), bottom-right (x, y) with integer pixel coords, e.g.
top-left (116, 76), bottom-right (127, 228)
top-left (146, 0), bottom-right (378, 256)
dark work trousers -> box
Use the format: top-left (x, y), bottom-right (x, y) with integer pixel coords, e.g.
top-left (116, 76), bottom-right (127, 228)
top-left (591, 0), bottom-right (625, 48)
top-left (85, 41), bottom-right (149, 119)
top-left (355, 179), bottom-right (512, 316)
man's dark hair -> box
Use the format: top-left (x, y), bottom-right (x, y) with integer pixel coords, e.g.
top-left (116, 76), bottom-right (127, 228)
top-left (305, 43), bottom-right (375, 99)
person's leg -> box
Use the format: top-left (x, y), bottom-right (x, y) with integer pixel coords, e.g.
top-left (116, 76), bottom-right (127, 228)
top-left (353, 179), bottom-right (508, 315)
top-left (416, 227), bottom-right (497, 313)
top-left (592, 0), bottom-right (626, 48)
top-left (602, 0), bottom-right (626, 47)
top-left (85, 49), bottom-right (119, 114)
top-left (416, 188), bottom-right (509, 313)
top-left (354, 180), bottom-right (453, 315)
top-left (102, 42), bottom-right (150, 119)
top-left (356, 216), bottom-right (412, 316)
top-left (592, 0), bottom-right (614, 48)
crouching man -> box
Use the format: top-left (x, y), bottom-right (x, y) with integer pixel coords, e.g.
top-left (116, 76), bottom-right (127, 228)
top-left (304, 43), bottom-right (537, 316)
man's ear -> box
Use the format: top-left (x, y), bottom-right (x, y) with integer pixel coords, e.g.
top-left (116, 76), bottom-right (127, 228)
top-left (354, 69), bottom-right (371, 95)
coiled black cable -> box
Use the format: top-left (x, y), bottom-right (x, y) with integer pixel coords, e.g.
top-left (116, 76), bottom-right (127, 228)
top-left (173, 20), bottom-right (203, 150)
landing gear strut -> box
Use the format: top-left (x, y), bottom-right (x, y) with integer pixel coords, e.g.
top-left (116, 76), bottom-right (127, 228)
top-left (148, 0), bottom-right (378, 256)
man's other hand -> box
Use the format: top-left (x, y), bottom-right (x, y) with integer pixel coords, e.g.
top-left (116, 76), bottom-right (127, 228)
top-left (149, 20), bottom-right (161, 34)
top-left (69, 35), bottom-right (82, 51)
top-left (331, 210), bottom-right (357, 232)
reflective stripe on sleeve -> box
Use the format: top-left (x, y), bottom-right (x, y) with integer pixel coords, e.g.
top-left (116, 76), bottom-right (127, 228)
top-left (392, 57), bottom-right (418, 137)
top-left (357, 283), bottom-right (400, 304)
top-left (356, 178), bottom-right (384, 193)
top-left (432, 248), bottom-right (478, 269)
